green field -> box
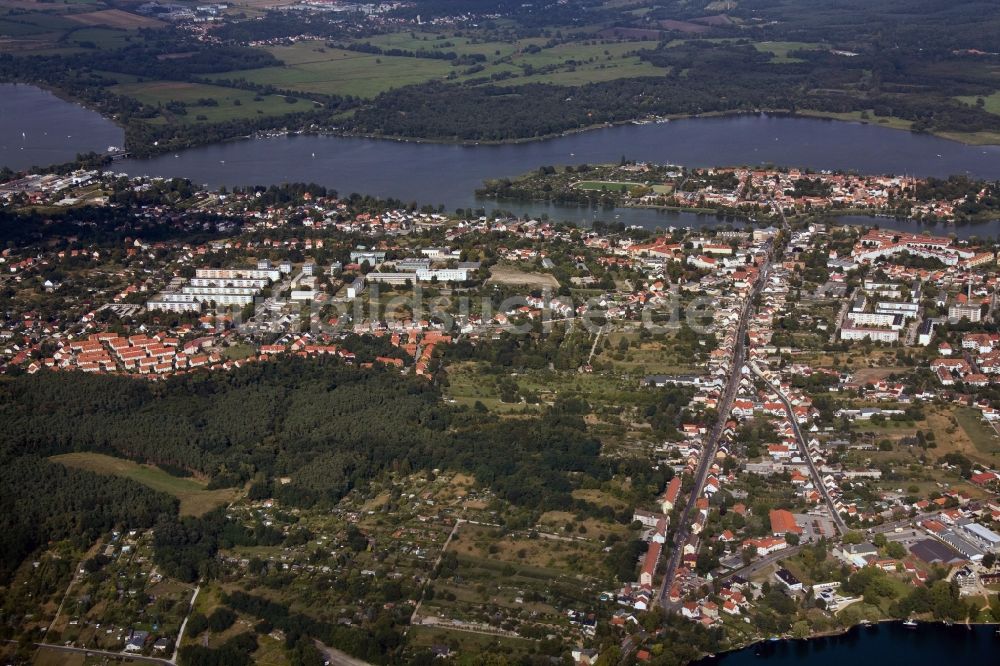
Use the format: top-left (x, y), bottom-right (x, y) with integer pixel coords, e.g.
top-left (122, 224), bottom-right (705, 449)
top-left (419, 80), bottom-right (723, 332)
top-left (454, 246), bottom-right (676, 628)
top-left (234, 38), bottom-right (665, 98)
top-left (0, 5), bottom-right (151, 55)
top-left (753, 41), bottom-right (826, 63)
top-left (50, 452), bottom-right (240, 516)
top-left (350, 32), bottom-right (547, 60)
top-left (958, 91), bottom-right (1000, 115)
top-left (110, 80), bottom-right (312, 124)
top-left (575, 180), bottom-right (672, 195)
top-left (64, 26), bottom-right (134, 49)
top-left (954, 407), bottom-right (1000, 457)
top-left (576, 180), bottom-right (645, 191)
top-left (222, 45), bottom-right (456, 98)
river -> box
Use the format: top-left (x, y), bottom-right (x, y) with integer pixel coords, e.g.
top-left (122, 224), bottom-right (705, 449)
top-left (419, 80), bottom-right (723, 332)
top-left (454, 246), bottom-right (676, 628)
top-left (2, 83), bottom-right (1000, 235)
top-left (696, 623), bottom-right (997, 665)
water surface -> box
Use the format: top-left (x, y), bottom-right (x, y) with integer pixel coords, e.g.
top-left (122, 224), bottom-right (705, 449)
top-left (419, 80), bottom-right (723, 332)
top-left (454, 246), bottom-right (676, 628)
top-left (114, 114), bottom-right (1000, 232)
top-left (4, 84), bottom-right (1000, 235)
top-left (115, 114), bottom-right (1000, 205)
top-left (0, 84), bottom-right (123, 171)
top-left (697, 623), bottom-right (997, 666)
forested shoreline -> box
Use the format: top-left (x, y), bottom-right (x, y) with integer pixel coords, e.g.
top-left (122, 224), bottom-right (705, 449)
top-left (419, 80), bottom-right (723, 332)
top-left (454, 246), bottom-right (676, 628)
top-left (3, 1), bottom-right (1000, 157)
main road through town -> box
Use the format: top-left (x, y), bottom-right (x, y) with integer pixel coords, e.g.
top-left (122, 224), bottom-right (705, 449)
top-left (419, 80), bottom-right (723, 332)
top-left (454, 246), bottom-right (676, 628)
top-left (749, 364), bottom-right (849, 535)
top-left (656, 244), bottom-right (773, 605)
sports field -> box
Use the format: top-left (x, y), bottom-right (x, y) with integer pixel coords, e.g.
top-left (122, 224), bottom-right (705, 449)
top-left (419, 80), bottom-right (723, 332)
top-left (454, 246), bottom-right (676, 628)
top-left (576, 180), bottom-right (672, 194)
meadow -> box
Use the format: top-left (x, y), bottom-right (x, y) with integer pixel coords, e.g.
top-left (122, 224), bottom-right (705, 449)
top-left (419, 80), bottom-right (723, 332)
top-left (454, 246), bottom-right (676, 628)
top-left (220, 45), bottom-right (456, 99)
top-left (958, 91), bottom-right (1000, 116)
top-left (50, 452), bottom-right (240, 516)
top-left (110, 80), bottom-right (311, 124)
top-left (210, 37), bottom-right (666, 99)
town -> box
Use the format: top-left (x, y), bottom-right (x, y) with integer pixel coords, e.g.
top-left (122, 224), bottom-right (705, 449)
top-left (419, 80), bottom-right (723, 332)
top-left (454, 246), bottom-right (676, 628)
top-left (1, 166), bottom-right (999, 666)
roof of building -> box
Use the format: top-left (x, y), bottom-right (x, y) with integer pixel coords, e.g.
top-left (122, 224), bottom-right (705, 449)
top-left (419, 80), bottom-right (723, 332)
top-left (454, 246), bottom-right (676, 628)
top-left (769, 508), bottom-right (803, 534)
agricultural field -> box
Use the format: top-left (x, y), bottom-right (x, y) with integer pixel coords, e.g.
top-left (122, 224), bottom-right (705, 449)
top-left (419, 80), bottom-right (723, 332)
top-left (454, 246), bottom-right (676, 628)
top-left (349, 32), bottom-right (548, 61)
top-left (0, 3), bottom-right (154, 54)
top-left (67, 9), bottom-right (164, 29)
top-left (50, 452), bottom-right (240, 516)
top-left (110, 81), bottom-right (312, 124)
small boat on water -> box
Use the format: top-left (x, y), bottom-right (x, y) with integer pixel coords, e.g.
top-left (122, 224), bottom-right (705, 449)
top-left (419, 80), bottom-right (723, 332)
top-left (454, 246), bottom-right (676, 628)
top-left (903, 619), bottom-right (918, 627)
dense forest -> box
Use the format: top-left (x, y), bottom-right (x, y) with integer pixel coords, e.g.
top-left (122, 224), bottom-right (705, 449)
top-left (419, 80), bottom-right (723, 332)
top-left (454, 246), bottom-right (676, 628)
top-left (0, 358), bottom-right (606, 507)
top-left (0, 455), bottom-right (177, 583)
top-left (0, 356), bottom-right (673, 585)
top-left (0, 357), bottom-right (680, 659)
top-left (345, 39), bottom-right (1000, 142)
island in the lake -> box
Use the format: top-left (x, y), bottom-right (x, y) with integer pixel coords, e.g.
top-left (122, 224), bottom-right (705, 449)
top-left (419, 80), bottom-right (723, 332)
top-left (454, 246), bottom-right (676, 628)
top-left (477, 162), bottom-right (1000, 226)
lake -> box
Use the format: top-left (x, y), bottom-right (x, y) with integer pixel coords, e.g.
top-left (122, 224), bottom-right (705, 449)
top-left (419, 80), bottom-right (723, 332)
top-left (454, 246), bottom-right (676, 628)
top-left (110, 113), bottom-right (1000, 233)
top-left (0, 84), bottom-right (124, 172)
top-left (697, 623), bottom-right (997, 666)
top-left (114, 115), bottom-right (1000, 203)
top-left (2, 83), bottom-right (1000, 235)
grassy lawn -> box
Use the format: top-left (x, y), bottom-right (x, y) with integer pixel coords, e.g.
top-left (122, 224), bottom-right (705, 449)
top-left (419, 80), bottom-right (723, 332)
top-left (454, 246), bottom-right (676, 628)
top-left (953, 407), bottom-right (1000, 457)
top-left (575, 180), bottom-right (671, 194)
top-left (110, 80), bottom-right (309, 124)
top-left (32, 647), bottom-right (83, 666)
top-left (222, 343), bottom-right (257, 360)
top-left (936, 129), bottom-right (1000, 145)
top-left (796, 109), bottom-right (915, 131)
top-left (50, 452), bottom-right (240, 516)
top-left (511, 60), bottom-right (663, 86)
top-left (576, 180), bottom-right (645, 191)
top-left (957, 91), bottom-right (1000, 115)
